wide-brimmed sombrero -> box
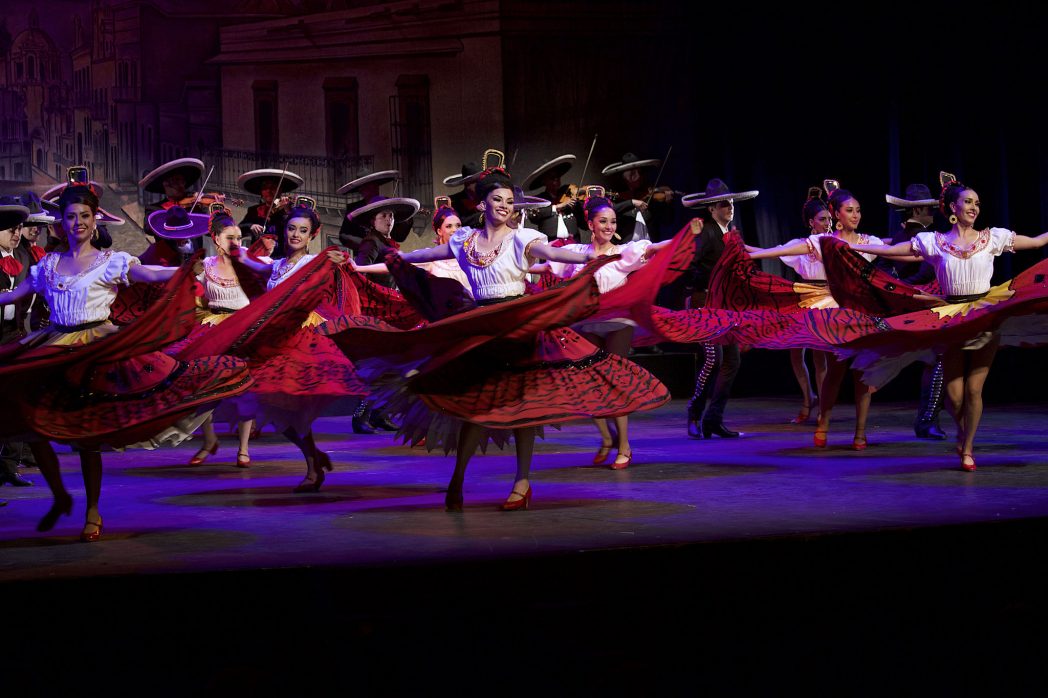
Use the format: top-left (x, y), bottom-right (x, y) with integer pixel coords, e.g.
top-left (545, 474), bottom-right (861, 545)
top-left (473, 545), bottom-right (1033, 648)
top-left (682, 178), bottom-right (759, 208)
top-left (511, 186), bottom-right (549, 211)
top-left (19, 192), bottom-right (55, 225)
top-left (601, 153), bottom-right (660, 177)
top-left (138, 158), bottom-right (205, 194)
top-left (146, 206), bottom-right (211, 240)
top-left (237, 169), bottom-right (304, 196)
top-left (42, 184), bottom-right (125, 224)
top-left (346, 196), bottom-right (421, 224)
top-left (523, 154), bottom-right (576, 191)
top-left (885, 183), bottom-right (938, 209)
top-left (337, 170), bottom-right (400, 196)
top-left (442, 162), bottom-right (483, 188)
top-left (0, 204), bottom-right (30, 231)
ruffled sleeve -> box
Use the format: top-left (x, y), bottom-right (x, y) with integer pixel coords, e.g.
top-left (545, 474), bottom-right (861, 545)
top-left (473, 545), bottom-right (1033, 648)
top-left (807, 235), bottom-right (825, 261)
top-left (617, 239), bottom-right (653, 272)
top-left (100, 251), bottom-right (141, 287)
top-left (28, 255), bottom-right (48, 293)
top-left (515, 228), bottom-right (547, 263)
top-left (987, 228), bottom-right (1016, 255)
top-left (545, 244), bottom-right (588, 279)
top-left (910, 232), bottom-right (934, 259)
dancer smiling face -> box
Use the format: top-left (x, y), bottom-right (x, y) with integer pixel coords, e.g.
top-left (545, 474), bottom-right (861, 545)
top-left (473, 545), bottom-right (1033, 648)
top-left (586, 203), bottom-right (618, 249)
top-left (433, 211), bottom-right (461, 245)
top-left (285, 215), bottom-right (317, 255)
top-left (833, 196), bottom-right (861, 233)
top-left (478, 186), bottom-right (514, 228)
top-left (61, 203), bottom-right (97, 248)
top-left (945, 188), bottom-right (980, 229)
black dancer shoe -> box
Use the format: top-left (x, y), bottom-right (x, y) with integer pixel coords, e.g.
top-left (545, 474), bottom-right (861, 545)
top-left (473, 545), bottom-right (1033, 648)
top-left (370, 413), bottom-right (400, 432)
top-left (701, 421), bottom-right (740, 439)
top-left (352, 404), bottom-right (376, 435)
top-left (687, 415), bottom-right (703, 439)
top-left (914, 422), bottom-right (947, 440)
top-left (0, 471), bottom-right (33, 487)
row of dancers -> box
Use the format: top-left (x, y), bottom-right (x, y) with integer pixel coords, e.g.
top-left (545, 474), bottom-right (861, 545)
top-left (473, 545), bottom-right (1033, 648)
top-left (1, 158), bottom-right (1047, 542)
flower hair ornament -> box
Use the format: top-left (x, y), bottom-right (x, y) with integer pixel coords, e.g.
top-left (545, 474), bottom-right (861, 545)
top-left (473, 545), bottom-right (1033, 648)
top-left (939, 171), bottom-right (963, 225)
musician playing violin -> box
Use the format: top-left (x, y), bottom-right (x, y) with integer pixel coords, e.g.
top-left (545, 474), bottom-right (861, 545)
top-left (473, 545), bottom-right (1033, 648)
top-left (236, 168), bottom-right (305, 246)
top-left (602, 152), bottom-right (678, 242)
top-left (522, 154), bottom-right (583, 243)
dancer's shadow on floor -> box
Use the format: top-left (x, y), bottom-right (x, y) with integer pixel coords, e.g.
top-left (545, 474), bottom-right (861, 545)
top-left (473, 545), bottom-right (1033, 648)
top-left (161, 483), bottom-right (441, 508)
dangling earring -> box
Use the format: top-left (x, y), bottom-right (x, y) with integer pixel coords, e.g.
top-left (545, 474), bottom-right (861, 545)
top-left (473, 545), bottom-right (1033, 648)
top-left (949, 212), bottom-right (958, 225)
top-left (92, 229), bottom-right (99, 241)
top-left (835, 221), bottom-right (843, 231)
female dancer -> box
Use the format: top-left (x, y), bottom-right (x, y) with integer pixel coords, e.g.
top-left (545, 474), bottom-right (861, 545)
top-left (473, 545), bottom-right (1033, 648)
top-left (0, 186), bottom-right (250, 540)
top-left (415, 200), bottom-right (470, 292)
top-left (182, 213), bottom-right (259, 467)
top-left (233, 203), bottom-right (367, 491)
top-left (746, 185), bottom-right (881, 450)
top-left (780, 189), bottom-right (833, 423)
top-left (342, 168), bottom-right (670, 510)
top-left (542, 194), bottom-right (677, 468)
top-left (848, 176), bottom-right (1048, 471)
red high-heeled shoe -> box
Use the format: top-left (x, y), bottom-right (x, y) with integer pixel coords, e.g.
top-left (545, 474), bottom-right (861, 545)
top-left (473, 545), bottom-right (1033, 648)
top-left (80, 515), bottom-right (103, 543)
top-left (960, 452), bottom-right (977, 472)
top-left (188, 441), bottom-right (219, 466)
top-left (814, 429), bottom-right (828, 448)
top-left (790, 397), bottom-right (818, 424)
top-left (610, 451), bottom-right (632, 470)
top-left (593, 443), bottom-right (613, 466)
top-left (852, 435), bottom-right (868, 451)
top-left (236, 450), bottom-right (251, 468)
top-left (500, 486), bottom-right (532, 511)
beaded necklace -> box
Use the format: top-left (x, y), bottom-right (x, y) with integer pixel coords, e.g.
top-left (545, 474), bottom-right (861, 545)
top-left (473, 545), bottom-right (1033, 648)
top-left (464, 229), bottom-right (506, 267)
top-left (203, 256), bottom-right (240, 288)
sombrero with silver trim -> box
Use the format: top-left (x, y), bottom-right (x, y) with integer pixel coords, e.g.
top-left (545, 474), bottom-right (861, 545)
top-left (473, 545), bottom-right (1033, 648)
top-left (442, 162), bottom-right (483, 188)
top-left (0, 204), bottom-right (30, 231)
top-left (19, 192), bottom-right (55, 225)
top-left (682, 179), bottom-right (759, 208)
top-left (337, 170), bottom-right (400, 196)
top-left (146, 206), bottom-right (210, 240)
top-left (138, 158), bottom-right (205, 194)
top-left (511, 186), bottom-right (549, 211)
top-left (885, 183), bottom-right (938, 209)
top-left (43, 185), bottom-right (125, 224)
top-left (523, 154), bottom-right (575, 191)
top-left (601, 152), bottom-right (660, 177)
top-left (346, 196), bottom-right (421, 224)
top-left (237, 169), bottom-right (304, 196)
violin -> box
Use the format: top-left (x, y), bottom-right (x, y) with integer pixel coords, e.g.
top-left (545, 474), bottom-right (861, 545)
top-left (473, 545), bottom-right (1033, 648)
top-left (643, 186), bottom-right (685, 203)
top-left (178, 192), bottom-right (244, 212)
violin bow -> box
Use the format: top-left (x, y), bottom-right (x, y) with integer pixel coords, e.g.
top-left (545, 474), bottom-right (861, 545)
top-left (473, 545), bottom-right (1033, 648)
top-left (574, 133), bottom-right (598, 195)
top-left (644, 145), bottom-right (673, 205)
top-left (261, 162), bottom-right (289, 233)
top-left (187, 166), bottom-right (216, 213)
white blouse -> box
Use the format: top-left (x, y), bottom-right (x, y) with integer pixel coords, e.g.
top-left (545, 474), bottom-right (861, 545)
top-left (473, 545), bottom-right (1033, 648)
top-left (29, 250), bottom-right (138, 326)
top-left (911, 228), bottom-right (1015, 297)
top-left (197, 256), bottom-right (250, 310)
top-left (547, 240), bottom-right (652, 293)
top-left (780, 233), bottom-right (883, 280)
top-left (447, 227), bottom-right (546, 301)
top-left (267, 254), bottom-right (316, 291)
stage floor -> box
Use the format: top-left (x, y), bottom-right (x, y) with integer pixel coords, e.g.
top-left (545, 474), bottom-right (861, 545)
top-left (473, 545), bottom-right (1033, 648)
top-left (3, 398), bottom-right (1047, 582)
